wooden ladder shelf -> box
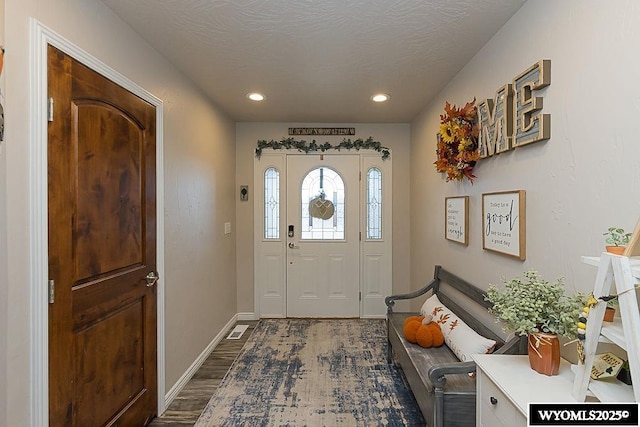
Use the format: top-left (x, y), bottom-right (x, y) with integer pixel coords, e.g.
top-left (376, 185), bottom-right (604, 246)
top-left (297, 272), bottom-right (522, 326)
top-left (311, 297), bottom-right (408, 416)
top-left (572, 253), bottom-right (640, 402)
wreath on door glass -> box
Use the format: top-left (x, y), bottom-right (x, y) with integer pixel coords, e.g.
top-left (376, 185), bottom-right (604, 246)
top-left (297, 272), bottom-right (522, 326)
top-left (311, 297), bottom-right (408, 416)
top-left (308, 168), bottom-right (334, 220)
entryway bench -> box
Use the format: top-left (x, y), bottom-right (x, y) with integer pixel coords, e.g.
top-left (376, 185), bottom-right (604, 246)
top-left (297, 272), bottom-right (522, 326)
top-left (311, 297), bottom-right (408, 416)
top-left (385, 265), bottom-right (526, 427)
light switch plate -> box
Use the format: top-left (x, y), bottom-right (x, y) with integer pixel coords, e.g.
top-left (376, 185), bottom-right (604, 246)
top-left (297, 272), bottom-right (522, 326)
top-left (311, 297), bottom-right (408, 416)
top-left (224, 222), bottom-right (231, 234)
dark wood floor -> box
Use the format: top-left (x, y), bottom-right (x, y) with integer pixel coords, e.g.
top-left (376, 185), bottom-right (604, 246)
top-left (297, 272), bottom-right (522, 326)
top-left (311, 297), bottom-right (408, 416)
top-left (148, 321), bottom-right (258, 426)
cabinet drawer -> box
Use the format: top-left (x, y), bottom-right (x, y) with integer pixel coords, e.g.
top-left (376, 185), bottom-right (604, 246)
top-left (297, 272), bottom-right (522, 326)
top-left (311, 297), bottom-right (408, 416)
top-left (479, 399), bottom-right (509, 427)
top-left (479, 371), bottom-right (518, 426)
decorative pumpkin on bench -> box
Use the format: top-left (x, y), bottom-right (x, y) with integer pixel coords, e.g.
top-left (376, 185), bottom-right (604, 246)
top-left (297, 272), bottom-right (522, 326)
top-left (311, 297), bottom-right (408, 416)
top-left (403, 314), bottom-right (445, 348)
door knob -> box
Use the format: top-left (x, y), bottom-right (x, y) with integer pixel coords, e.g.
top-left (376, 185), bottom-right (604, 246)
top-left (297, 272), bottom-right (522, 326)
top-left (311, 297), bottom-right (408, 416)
top-left (145, 271), bottom-right (159, 287)
top-left (288, 242), bottom-right (300, 249)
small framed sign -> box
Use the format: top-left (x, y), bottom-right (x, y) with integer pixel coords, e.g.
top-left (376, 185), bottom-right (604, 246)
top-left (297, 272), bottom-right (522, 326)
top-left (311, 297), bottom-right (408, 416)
top-left (445, 196), bottom-right (469, 245)
top-left (482, 190), bottom-right (526, 260)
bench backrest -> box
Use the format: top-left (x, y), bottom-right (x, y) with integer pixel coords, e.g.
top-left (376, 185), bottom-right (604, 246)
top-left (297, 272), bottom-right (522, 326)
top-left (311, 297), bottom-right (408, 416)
top-left (431, 265), bottom-right (505, 347)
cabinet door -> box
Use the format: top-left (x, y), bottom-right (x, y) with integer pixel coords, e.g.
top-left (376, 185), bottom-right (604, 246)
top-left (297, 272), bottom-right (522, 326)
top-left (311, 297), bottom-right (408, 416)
top-left (477, 369), bottom-right (525, 427)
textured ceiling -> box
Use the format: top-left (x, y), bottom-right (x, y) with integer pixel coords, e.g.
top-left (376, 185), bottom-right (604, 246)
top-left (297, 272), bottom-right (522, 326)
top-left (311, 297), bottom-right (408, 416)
top-left (102, 0), bottom-right (527, 123)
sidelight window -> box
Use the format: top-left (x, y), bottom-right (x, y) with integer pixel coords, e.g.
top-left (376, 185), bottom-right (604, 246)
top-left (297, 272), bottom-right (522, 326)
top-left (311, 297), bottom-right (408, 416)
top-left (264, 167), bottom-right (280, 239)
top-left (366, 167), bottom-right (382, 239)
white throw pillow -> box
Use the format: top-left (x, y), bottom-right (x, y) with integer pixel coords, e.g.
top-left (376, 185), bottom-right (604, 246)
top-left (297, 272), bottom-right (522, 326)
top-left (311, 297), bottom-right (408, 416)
top-left (420, 294), bottom-right (497, 362)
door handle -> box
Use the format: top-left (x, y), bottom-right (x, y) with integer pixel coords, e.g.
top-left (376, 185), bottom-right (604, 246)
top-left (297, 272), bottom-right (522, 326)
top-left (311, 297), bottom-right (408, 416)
top-left (145, 271), bottom-right (159, 287)
top-left (288, 242), bottom-right (300, 249)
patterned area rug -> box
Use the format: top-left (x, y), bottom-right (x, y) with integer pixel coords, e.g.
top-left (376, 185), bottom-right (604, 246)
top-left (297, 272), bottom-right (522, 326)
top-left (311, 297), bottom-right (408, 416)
top-left (195, 319), bottom-right (424, 426)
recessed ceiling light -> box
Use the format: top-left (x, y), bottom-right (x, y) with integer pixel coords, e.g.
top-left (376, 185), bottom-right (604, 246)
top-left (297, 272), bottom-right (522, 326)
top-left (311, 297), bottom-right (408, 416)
top-left (246, 92), bottom-right (266, 101)
top-left (371, 93), bottom-right (390, 102)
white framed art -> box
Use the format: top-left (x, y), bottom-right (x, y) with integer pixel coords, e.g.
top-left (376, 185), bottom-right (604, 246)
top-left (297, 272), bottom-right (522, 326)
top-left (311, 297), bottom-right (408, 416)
top-left (482, 190), bottom-right (526, 260)
top-left (445, 196), bottom-right (469, 245)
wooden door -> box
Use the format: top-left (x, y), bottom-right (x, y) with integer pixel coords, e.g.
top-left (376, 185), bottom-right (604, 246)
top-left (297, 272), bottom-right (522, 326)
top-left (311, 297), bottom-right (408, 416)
top-left (286, 155), bottom-right (360, 317)
top-left (47, 45), bottom-right (158, 426)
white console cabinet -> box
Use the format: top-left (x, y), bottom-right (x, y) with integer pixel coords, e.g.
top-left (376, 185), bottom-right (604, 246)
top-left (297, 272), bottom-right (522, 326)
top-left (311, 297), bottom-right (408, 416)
top-left (473, 354), bottom-right (576, 427)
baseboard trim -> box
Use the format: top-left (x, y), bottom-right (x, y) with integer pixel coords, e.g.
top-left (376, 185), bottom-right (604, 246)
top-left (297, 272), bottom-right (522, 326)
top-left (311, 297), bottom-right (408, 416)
top-left (237, 312), bottom-right (258, 321)
top-left (163, 314), bottom-right (239, 410)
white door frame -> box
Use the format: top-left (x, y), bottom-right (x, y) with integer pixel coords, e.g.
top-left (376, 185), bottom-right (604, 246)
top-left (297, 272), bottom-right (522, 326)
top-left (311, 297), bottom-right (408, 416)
top-left (253, 151), bottom-right (392, 319)
top-left (29, 20), bottom-right (166, 424)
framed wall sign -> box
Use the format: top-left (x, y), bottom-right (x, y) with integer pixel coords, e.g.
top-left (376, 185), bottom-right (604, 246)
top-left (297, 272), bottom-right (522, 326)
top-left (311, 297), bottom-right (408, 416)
top-left (445, 196), bottom-right (469, 245)
top-left (482, 190), bottom-right (526, 260)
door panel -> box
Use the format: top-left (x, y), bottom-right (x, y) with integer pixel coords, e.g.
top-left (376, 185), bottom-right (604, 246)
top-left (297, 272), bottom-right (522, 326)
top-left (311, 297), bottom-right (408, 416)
top-left (286, 155), bottom-right (359, 317)
top-left (48, 45), bottom-right (157, 426)
top-left (74, 102), bottom-right (144, 279)
top-left (74, 301), bottom-right (145, 426)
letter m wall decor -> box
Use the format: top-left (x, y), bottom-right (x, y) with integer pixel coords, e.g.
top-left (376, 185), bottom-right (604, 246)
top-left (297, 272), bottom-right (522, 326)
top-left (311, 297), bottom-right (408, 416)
top-left (477, 84), bottom-right (514, 158)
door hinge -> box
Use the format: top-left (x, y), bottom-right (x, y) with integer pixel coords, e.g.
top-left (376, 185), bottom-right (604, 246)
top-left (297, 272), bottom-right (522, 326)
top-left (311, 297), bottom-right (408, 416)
top-left (359, 171), bottom-right (362, 181)
top-left (359, 231), bottom-right (362, 241)
top-left (359, 291), bottom-right (362, 301)
top-left (48, 279), bottom-right (55, 304)
top-left (47, 98), bottom-right (54, 122)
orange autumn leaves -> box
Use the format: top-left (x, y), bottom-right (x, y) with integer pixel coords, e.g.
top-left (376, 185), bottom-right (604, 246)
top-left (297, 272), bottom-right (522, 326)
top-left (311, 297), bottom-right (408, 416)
top-left (434, 99), bottom-right (480, 183)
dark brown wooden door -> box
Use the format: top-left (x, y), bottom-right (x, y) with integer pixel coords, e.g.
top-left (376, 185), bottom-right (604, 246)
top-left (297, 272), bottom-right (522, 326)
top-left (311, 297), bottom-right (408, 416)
top-left (48, 45), bottom-right (157, 426)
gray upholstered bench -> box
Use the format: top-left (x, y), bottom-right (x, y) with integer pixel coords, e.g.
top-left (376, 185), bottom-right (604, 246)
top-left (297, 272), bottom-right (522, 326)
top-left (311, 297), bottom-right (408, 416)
top-left (385, 266), bottom-right (526, 427)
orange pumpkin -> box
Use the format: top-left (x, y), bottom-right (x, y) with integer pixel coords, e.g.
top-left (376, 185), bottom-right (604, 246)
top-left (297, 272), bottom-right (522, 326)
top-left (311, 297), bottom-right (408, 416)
top-left (427, 322), bottom-right (445, 347)
top-left (403, 315), bottom-right (424, 327)
top-left (403, 319), bottom-right (422, 343)
top-left (415, 324), bottom-right (434, 348)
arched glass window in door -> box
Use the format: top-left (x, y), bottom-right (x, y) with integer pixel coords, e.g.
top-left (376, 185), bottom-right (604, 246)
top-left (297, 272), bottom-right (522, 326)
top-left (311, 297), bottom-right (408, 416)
top-left (300, 167), bottom-right (345, 240)
top-left (264, 167), bottom-right (280, 239)
top-left (366, 167), bottom-right (383, 239)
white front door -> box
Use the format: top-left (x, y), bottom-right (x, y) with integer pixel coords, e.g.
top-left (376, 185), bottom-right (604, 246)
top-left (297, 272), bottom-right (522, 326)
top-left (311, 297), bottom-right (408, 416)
top-left (286, 155), bottom-right (360, 317)
top-left (254, 151), bottom-right (392, 319)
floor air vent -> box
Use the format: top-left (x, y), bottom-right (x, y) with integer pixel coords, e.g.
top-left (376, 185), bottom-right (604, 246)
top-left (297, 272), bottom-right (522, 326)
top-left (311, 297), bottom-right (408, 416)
top-left (226, 324), bottom-right (249, 340)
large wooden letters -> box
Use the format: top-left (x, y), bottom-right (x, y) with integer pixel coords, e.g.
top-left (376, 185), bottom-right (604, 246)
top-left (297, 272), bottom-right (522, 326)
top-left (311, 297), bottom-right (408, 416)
top-left (478, 60), bottom-right (550, 159)
top-left (478, 84), bottom-right (513, 158)
top-left (513, 60), bottom-right (551, 147)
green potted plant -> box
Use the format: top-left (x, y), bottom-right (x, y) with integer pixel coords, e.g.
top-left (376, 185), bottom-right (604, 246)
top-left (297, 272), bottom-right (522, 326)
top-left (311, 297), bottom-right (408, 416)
top-left (603, 227), bottom-right (632, 255)
top-left (485, 270), bottom-right (585, 376)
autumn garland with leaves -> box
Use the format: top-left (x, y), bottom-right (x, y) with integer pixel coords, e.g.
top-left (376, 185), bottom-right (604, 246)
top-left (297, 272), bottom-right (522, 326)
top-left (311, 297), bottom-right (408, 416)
top-left (434, 100), bottom-right (480, 183)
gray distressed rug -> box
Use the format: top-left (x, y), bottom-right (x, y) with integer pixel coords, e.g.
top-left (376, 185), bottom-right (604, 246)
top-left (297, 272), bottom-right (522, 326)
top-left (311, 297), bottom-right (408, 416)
top-left (195, 319), bottom-right (424, 426)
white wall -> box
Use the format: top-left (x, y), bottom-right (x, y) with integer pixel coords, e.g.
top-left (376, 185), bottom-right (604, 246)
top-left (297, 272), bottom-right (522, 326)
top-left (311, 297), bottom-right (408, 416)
top-left (411, 0), bottom-right (640, 319)
top-left (3, 0), bottom-right (236, 424)
top-left (235, 123), bottom-right (412, 314)
top-left (0, 1), bottom-right (7, 425)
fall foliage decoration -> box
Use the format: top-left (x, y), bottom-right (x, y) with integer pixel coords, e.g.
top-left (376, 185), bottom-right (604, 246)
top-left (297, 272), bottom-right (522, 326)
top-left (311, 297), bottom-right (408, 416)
top-left (434, 99), bottom-right (480, 183)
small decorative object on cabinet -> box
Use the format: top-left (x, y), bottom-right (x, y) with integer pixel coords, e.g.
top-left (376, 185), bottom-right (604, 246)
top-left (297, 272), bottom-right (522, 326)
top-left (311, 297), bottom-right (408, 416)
top-left (485, 270), bottom-right (584, 376)
top-left (527, 333), bottom-right (560, 376)
top-left (572, 252), bottom-right (640, 402)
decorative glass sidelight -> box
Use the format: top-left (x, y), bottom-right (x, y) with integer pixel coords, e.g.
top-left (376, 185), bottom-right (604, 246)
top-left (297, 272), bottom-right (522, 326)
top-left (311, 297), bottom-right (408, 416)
top-left (264, 167), bottom-right (280, 239)
top-left (301, 167), bottom-right (345, 240)
top-left (366, 167), bottom-right (382, 239)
